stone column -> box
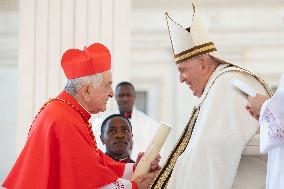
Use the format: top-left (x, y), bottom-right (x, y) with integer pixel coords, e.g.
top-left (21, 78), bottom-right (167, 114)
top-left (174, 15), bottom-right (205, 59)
top-left (17, 0), bottom-right (131, 152)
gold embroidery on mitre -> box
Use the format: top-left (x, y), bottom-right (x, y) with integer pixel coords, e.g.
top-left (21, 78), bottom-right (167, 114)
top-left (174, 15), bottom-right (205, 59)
top-left (175, 42), bottom-right (217, 64)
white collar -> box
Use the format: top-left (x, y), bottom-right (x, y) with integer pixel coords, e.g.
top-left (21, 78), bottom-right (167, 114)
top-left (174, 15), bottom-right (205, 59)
top-left (78, 101), bottom-right (91, 114)
top-left (195, 63), bottom-right (230, 107)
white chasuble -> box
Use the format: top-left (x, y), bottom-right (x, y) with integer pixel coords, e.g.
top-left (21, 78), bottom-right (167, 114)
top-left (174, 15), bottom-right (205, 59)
top-left (161, 64), bottom-right (271, 189)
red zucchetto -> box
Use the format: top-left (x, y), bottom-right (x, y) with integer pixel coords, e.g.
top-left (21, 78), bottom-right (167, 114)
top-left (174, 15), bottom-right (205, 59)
top-left (61, 43), bottom-right (111, 79)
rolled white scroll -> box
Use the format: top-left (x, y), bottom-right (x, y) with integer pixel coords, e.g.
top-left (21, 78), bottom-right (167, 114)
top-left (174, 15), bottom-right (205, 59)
top-left (131, 122), bottom-right (172, 180)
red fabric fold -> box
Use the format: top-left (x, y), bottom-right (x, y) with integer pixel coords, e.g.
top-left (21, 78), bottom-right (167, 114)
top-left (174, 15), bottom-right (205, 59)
top-left (3, 91), bottom-right (126, 189)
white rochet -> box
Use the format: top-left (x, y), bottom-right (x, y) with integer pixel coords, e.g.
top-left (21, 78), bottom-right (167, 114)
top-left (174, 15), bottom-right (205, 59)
top-left (131, 123), bottom-right (172, 180)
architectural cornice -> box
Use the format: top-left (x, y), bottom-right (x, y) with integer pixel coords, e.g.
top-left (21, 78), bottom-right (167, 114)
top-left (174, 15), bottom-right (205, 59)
top-left (0, 0), bottom-right (18, 11)
top-left (132, 0), bottom-right (284, 9)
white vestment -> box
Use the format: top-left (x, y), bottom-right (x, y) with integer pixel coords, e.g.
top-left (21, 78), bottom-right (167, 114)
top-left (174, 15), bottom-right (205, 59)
top-left (167, 64), bottom-right (270, 189)
top-left (259, 74), bottom-right (284, 189)
top-left (93, 107), bottom-right (160, 160)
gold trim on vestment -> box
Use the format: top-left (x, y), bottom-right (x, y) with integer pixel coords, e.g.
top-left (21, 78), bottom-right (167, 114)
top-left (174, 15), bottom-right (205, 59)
top-left (150, 65), bottom-right (273, 188)
top-left (197, 65), bottom-right (273, 108)
top-left (150, 107), bottom-right (200, 189)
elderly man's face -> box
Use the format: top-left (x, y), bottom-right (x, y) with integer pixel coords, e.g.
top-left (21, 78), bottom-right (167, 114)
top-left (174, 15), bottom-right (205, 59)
top-left (101, 116), bottom-right (133, 157)
top-left (88, 71), bottom-right (114, 114)
top-left (177, 57), bottom-right (207, 97)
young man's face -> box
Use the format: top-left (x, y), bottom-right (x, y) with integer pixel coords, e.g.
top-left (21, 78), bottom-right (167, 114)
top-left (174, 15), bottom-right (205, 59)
top-left (101, 116), bottom-right (133, 157)
top-left (115, 85), bottom-right (136, 113)
top-left (177, 58), bottom-right (207, 97)
top-left (88, 71), bottom-right (114, 114)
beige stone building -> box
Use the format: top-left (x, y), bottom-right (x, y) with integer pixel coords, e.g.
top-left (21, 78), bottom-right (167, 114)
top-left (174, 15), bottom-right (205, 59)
top-left (0, 0), bottom-right (283, 186)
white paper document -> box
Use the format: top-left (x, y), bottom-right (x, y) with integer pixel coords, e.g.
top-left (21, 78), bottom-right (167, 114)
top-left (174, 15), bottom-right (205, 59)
top-left (231, 79), bottom-right (257, 97)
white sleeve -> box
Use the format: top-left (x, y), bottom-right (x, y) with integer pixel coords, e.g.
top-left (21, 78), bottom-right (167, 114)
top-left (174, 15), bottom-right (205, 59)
top-left (98, 178), bottom-right (132, 189)
top-left (259, 75), bottom-right (284, 153)
top-left (97, 158), bottom-right (134, 188)
top-left (260, 103), bottom-right (284, 141)
top-left (122, 163), bottom-right (134, 180)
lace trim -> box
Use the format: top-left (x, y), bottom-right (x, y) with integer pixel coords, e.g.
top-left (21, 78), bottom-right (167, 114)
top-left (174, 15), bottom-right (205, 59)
top-left (263, 107), bottom-right (284, 140)
top-left (99, 178), bottom-right (131, 189)
top-left (113, 180), bottom-right (126, 189)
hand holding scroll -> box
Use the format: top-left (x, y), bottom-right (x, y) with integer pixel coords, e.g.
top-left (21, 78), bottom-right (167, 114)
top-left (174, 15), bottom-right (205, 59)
top-left (131, 123), bottom-right (171, 180)
top-left (134, 171), bottom-right (159, 189)
top-left (134, 153), bottom-right (161, 172)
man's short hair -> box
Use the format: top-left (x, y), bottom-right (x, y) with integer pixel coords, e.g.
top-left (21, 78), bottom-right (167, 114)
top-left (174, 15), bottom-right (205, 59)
top-left (64, 73), bottom-right (102, 96)
top-left (101, 114), bottom-right (132, 134)
top-left (115, 81), bottom-right (135, 92)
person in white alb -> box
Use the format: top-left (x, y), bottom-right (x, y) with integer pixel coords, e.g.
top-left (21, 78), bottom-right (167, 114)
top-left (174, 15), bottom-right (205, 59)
top-left (93, 81), bottom-right (160, 160)
top-left (246, 75), bottom-right (284, 189)
top-left (150, 4), bottom-right (273, 189)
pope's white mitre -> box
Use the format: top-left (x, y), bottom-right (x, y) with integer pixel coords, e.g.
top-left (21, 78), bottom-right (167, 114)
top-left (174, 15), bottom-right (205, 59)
top-left (165, 4), bottom-right (227, 65)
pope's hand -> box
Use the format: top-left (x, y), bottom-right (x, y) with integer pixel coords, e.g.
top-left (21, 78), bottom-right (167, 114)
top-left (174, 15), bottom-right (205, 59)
top-left (246, 93), bottom-right (269, 120)
top-left (134, 152), bottom-right (161, 172)
top-left (135, 171), bottom-right (158, 189)
top-left (150, 154), bottom-right (161, 172)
